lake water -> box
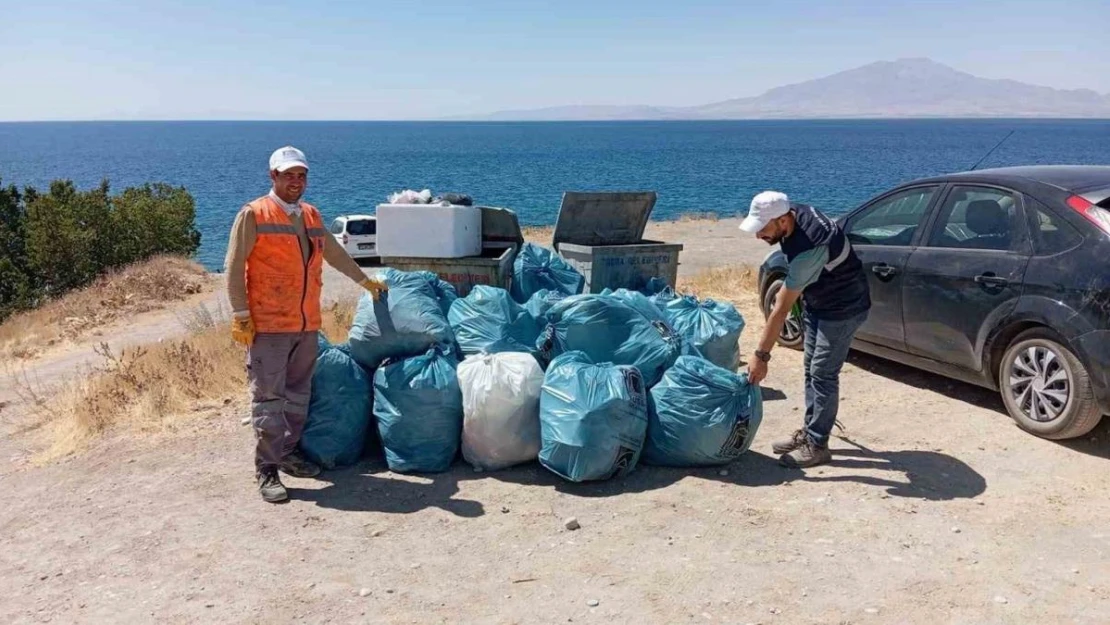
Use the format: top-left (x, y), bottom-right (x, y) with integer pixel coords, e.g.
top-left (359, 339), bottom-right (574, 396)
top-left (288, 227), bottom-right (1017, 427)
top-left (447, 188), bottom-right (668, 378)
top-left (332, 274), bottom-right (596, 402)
top-left (1, 119), bottom-right (1107, 270)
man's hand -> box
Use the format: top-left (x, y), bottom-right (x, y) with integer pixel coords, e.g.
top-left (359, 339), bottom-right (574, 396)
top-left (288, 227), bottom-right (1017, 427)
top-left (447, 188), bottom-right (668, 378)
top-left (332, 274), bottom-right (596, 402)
top-left (231, 315), bottom-right (255, 346)
top-left (747, 283), bottom-right (803, 386)
top-left (748, 357), bottom-right (768, 385)
top-left (360, 277), bottom-right (388, 301)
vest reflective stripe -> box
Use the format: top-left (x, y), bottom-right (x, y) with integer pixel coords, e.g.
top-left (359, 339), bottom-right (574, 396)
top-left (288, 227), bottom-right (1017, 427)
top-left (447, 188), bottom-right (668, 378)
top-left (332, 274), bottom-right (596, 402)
top-left (256, 223), bottom-right (299, 235)
top-left (245, 196), bottom-right (326, 333)
top-left (824, 238), bottom-right (852, 272)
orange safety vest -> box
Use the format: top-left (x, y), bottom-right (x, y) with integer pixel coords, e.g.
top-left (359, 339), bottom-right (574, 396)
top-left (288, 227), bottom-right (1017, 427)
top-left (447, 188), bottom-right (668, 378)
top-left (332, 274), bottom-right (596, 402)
top-left (245, 195), bottom-right (327, 333)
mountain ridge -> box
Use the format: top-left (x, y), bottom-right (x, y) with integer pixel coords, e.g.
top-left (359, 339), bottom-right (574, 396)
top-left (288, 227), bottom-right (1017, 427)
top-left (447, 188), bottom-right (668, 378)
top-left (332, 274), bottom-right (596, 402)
top-left (460, 58), bottom-right (1110, 121)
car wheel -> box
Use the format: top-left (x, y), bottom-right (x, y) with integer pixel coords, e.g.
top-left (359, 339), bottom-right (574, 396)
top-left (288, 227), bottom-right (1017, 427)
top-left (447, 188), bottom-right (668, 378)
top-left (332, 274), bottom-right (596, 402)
top-left (761, 276), bottom-right (804, 350)
top-left (999, 328), bottom-right (1103, 440)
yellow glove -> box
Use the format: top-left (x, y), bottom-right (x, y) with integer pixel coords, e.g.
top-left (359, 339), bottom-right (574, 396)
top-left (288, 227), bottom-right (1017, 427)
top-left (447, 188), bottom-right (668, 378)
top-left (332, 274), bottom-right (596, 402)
top-left (360, 277), bottom-right (388, 301)
top-left (231, 315), bottom-right (255, 346)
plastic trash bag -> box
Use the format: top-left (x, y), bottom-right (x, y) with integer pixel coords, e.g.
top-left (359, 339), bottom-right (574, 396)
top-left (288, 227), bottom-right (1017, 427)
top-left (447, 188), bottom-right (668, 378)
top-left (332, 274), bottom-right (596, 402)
top-left (523, 289), bottom-right (569, 325)
top-left (301, 334), bottom-right (374, 470)
top-left (643, 356), bottom-right (763, 467)
top-left (448, 286), bottom-right (542, 356)
top-left (536, 294), bottom-right (682, 388)
top-left (387, 189), bottom-right (433, 204)
top-left (409, 270), bottom-right (459, 317)
top-left (458, 352), bottom-right (545, 471)
top-left (661, 295), bottom-right (746, 371)
top-left (538, 351), bottom-right (649, 482)
top-left (373, 346), bottom-right (463, 473)
top-left (601, 288), bottom-right (672, 326)
top-left (510, 243), bottom-right (585, 303)
top-left (348, 269), bottom-right (455, 370)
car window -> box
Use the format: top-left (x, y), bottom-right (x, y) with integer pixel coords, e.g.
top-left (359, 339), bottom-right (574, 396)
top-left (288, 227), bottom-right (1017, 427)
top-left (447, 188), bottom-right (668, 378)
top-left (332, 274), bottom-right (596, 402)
top-left (845, 186), bottom-right (937, 246)
top-left (329, 219), bottom-right (344, 235)
top-left (1028, 199), bottom-right (1082, 255)
top-left (346, 219), bottom-right (376, 236)
top-left (926, 186), bottom-right (1023, 252)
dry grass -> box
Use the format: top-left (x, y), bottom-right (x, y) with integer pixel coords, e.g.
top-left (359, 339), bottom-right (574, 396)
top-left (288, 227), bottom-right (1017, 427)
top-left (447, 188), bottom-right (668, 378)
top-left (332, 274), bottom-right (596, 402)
top-left (24, 297), bottom-right (361, 462)
top-left (521, 225), bottom-right (554, 246)
top-left (677, 212), bottom-right (720, 222)
top-left (0, 256), bottom-right (209, 360)
top-left (677, 265), bottom-right (760, 308)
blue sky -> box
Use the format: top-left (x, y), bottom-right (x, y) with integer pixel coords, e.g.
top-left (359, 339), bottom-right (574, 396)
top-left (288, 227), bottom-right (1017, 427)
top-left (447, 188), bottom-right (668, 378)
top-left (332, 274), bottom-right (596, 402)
top-left (1, 0), bottom-right (1107, 120)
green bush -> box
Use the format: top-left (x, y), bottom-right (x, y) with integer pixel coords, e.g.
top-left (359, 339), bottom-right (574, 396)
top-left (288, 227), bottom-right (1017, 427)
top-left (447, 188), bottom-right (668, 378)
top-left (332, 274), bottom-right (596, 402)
top-left (0, 176), bottom-right (201, 322)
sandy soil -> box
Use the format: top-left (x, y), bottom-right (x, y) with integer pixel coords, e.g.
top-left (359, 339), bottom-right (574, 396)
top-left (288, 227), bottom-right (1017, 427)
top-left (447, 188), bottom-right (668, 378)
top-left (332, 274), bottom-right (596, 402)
top-left (2, 218), bottom-right (1109, 624)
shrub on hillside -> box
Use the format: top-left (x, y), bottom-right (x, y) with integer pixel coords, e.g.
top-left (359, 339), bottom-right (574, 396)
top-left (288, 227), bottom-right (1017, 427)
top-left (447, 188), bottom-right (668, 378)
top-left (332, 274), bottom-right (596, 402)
top-left (0, 176), bottom-right (201, 322)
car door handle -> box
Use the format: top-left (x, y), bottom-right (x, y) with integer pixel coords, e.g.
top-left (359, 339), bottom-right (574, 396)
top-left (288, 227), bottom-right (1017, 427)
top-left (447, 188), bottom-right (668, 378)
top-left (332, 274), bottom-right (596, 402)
top-left (872, 264), bottom-right (898, 279)
top-left (975, 274), bottom-right (1009, 287)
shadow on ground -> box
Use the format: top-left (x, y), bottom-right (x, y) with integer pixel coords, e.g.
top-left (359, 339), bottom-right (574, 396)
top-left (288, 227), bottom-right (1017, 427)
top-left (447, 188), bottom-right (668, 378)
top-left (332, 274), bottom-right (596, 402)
top-left (291, 459), bottom-right (485, 518)
top-left (296, 433), bottom-right (986, 514)
top-left (848, 350), bottom-right (1004, 414)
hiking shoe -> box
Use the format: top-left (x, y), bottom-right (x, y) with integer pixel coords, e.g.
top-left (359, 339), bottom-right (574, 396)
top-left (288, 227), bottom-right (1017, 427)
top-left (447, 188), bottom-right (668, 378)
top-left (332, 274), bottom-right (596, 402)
top-left (772, 429), bottom-right (808, 455)
top-left (279, 451), bottom-right (321, 479)
top-left (257, 469), bottom-right (288, 503)
top-left (779, 441), bottom-right (832, 469)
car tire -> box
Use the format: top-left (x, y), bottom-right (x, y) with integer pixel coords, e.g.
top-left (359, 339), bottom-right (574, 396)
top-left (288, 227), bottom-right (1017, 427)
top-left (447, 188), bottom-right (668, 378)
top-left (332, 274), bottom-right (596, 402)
top-left (760, 275), bottom-right (804, 350)
top-left (999, 328), bottom-right (1103, 440)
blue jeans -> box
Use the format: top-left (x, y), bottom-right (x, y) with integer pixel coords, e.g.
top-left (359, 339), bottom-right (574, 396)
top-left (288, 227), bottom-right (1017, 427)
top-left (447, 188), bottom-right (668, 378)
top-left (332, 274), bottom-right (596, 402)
top-left (802, 310), bottom-right (868, 448)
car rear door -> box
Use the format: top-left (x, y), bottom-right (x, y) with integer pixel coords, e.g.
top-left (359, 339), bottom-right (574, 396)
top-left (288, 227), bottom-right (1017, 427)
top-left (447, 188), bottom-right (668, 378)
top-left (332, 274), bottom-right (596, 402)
top-left (902, 184), bottom-right (1032, 372)
top-left (347, 218), bottom-right (377, 254)
top-left (841, 185), bottom-right (942, 351)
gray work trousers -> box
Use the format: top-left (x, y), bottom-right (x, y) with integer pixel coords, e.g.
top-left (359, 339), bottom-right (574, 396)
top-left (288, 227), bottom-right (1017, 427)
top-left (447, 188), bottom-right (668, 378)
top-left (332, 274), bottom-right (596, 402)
top-left (247, 332), bottom-right (318, 472)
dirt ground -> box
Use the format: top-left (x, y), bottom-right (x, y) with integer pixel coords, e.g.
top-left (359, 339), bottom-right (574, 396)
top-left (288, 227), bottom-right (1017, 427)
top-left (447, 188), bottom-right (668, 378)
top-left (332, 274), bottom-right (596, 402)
top-left (2, 218), bottom-right (1109, 624)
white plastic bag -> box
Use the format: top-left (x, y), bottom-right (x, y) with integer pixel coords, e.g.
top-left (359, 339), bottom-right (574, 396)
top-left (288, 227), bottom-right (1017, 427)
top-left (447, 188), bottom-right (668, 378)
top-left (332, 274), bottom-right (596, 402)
top-left (458, 352), bottom-right (544, 471)
top-left (387, 189), bottom-right (433, 204)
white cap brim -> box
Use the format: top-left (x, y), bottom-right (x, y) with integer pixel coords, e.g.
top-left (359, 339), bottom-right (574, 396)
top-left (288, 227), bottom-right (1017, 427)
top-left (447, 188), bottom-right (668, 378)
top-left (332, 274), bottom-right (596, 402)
top-left (739, 215), bottom-right (768, 233)
top-left (273, 160), bottom-right (308, 172)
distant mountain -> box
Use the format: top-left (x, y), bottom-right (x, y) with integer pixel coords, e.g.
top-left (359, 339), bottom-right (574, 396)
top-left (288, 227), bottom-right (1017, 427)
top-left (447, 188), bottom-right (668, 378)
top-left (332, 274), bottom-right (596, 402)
top-left (461, 58), bottom-right (1110, 121)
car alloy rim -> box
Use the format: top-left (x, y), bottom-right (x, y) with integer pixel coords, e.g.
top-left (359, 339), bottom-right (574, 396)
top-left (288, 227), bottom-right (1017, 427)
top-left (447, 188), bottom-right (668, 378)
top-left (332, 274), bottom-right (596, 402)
top-left (783, 301), bottom-right (803, 342)
top-left (768, 282), bottom-right (803, 343)
top-left (1009, 345), bottom-right (1071, 422)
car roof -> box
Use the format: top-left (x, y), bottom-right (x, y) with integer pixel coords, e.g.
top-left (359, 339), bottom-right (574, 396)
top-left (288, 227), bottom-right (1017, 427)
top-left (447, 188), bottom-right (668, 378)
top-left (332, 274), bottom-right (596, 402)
top-left (913, 165), bottom-right (1110, 194)
top-left (335, 214), bottom-right (376, 221)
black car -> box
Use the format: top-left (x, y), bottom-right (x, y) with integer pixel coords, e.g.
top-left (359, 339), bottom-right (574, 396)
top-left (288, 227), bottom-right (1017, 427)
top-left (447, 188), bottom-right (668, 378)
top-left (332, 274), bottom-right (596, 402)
top-left (758, 165), bottom-right (1110, 440)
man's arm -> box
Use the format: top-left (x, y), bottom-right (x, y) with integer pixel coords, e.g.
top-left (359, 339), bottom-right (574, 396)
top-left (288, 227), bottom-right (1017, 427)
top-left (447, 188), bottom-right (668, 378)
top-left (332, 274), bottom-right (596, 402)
top-left (747, 245), bottom-right (828, 384)
top-left (321, 233), bottom-right (370, 284)
top-left (225, 207), bottom-right (256, 319)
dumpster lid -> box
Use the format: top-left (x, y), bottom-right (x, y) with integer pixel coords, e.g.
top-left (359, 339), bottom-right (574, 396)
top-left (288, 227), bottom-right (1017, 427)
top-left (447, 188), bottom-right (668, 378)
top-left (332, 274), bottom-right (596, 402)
top-left (476, 206), bottom-right (524, 250)
top-left (552, 191), bottom-right (657, 247)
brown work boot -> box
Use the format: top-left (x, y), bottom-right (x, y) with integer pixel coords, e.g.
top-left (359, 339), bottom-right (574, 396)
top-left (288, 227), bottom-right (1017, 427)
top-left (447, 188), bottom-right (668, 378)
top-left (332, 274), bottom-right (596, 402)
top-left (772, 429), bottom-right (808, 455)
top-left (779, 440), bottom-right (832, 469)
top-left (257, 469), bottom-right (288, 503)
top-left (280, 450), bottom-right (321, 479)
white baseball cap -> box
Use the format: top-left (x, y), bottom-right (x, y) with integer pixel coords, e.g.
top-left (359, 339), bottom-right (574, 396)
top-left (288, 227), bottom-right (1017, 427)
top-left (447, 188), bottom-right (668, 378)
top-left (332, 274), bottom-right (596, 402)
top-left (740, 190), bottom-right (791, 233)
top-left (269, 145), bottom-right (309, 172)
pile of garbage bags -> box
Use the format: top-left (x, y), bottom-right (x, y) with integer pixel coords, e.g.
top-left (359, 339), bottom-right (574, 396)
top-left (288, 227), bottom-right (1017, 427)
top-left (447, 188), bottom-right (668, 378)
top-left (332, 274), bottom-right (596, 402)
top-left (511, 243), bottom-right (585, 303)
top-left (299, 266), bottom-right (761, 483)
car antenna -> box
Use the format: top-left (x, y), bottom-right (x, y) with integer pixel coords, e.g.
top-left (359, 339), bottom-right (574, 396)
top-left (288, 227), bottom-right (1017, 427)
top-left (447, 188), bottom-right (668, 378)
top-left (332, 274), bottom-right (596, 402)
top-left (968, 129), bottom-right (1015, 171)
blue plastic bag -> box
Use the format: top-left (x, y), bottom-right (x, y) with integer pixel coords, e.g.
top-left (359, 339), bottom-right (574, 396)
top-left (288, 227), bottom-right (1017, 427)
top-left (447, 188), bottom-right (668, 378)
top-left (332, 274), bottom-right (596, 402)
top-left (448, 286), bottom-right (543, 356)
top-left (373, 346), bottom-right (463, 473)
top-left (348, 269), bottom-right (456, 370)
top-left (510, 243), bottom-right (585, 303)
top-left (662, 295), bottom-right (746, 371)
top-left (537, 294), bottom-right (682, 388)
top-left (410, 270), bottom-right (459, 317)
top-left (301, 334), bottom-right (374, 470)
top-left (643, 356), bottom-right (763, 467)
top-left (539, 351), bottom-right (649, 482)
top-left (524, 289), bottom-right (569, 326)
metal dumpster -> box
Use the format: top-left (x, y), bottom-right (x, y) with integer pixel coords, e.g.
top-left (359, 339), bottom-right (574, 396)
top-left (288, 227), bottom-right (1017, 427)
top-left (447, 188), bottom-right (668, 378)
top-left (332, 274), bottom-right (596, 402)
top-left (378, 206), bottom-right (524, 296)
top-left (553, 191), bottom-right (683, 293)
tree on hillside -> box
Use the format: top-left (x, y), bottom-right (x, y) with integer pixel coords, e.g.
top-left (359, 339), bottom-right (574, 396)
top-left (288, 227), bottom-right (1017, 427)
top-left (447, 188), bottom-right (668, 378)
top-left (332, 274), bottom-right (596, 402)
top-left (0, 176), bottom-right (202, 322)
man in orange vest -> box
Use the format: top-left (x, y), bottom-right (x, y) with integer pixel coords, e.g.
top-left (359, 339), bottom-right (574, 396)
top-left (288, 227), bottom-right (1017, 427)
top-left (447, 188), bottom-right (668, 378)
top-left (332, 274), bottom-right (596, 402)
top-left (225, 145), bottom-right (387, 503)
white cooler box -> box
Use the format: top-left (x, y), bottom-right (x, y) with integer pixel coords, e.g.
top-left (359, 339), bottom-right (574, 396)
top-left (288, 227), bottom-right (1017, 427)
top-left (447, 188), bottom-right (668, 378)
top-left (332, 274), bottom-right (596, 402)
top-left (375, 203), bottom-right (482, 258)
